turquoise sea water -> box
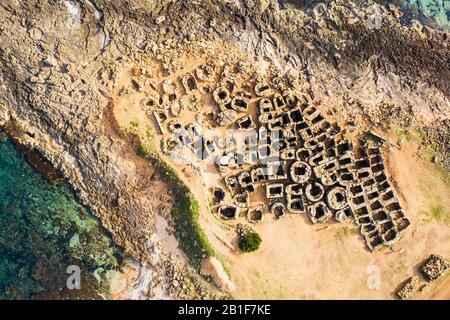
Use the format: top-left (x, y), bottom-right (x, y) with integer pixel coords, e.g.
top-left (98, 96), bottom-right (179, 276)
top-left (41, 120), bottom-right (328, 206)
top-left (285, 0), bottom-right (450, 30)
top-left (0, 132), bottom-right (123, 299)
top-left (386, 0), bottom-right (450, 29)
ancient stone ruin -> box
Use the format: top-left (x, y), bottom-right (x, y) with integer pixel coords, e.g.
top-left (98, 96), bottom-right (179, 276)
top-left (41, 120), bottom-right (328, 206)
top-left (141, 60), bottom-right (410, 252)
top-left (396, 254), bottom-right (449, 299)
top-left (397, 276), bottom-right (422, 300)
top-left (420, 254), bottom-right (450, 281)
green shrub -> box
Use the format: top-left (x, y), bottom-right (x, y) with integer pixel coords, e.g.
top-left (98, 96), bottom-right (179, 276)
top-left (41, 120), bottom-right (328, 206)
top-left (239, 231), bottom-right (262, 252)
top-left (137, 145), bottom-right (151, 158)
top-left (394, 127), bottom-right (412, 142)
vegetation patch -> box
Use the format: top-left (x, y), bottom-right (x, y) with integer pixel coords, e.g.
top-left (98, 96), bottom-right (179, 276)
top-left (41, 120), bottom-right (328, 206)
top-left (338, 226), bottom-right (359, 237)
top-left (394, 126), bottom-right (413, 142)
top-left (140, 146), bottom-right (215, 269)
top-left (145, 125), bottom-right (155, 142)
top-left (418, 205), bottom-right (450, 226)
top-left (239, 231), bottom-right (262, 252)
top-left (137, 144), bottom-right (151, 158)
top-left (128, 118), bottom-right (140, 135)
top-left (389, 260), bottom-right (409, 279)
top-left (418, 131), bottom-right (450, 185)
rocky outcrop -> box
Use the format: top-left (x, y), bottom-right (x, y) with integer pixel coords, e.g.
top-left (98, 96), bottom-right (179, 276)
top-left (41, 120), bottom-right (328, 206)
top-left (418, 120), bottom-right (450, 170)
top-left (201, 257), bottom-right (235, 292)
top-left (420, 254), bottom-right (450, 282)
top-left (397, 276), bottom-right (421, 300)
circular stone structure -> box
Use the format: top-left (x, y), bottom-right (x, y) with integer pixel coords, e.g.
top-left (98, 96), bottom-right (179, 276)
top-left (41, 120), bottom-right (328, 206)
top-left (304, 182), bottom-right (325, 202)
top-left (216, 109), bottom-right (237, 126)
top-left (307, 202), bottom-right (331, 223)
top-left (270, 202), bottom-right (286, 219)
top-left (334, 209), bottom-right (347, 222)
top-left (213, 87), bottom-right (232, 105)
top-left (290, 161), bottom-right (311, 183)
top-left (167, 119), bottom-right (183, 133)
top-left (217, 155), bottom-right (229, 166)
top-left (326, 186), bottom-right (348, 210)
top-left (218, 204), bottom-right (239, 220)
top-left (211, 187), bottom-right (226, 204)
top-left (247, 206), bottom-right (264, 224)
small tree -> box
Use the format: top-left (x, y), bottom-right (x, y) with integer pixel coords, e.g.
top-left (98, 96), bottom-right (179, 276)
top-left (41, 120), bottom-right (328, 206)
top-left (239, 231), bottom-right (262, 252)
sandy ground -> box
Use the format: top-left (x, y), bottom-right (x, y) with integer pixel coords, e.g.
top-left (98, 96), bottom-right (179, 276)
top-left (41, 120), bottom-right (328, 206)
top-left (429, 275), bottom-right (450, 300)
top-left (110, 53), bottom-right (450, 300)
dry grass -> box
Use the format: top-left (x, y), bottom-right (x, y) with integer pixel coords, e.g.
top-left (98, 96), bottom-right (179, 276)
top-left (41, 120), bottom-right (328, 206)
top-left (338, 226), bottom-right (359, 237)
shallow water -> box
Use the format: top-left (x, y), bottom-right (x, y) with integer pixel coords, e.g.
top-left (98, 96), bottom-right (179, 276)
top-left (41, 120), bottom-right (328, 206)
top-left (0, 132), bottom-right (124, 299)
top-left (384, 0), bottom-right (450, 29)
top-left (283, 0), bottom-right (449, 30)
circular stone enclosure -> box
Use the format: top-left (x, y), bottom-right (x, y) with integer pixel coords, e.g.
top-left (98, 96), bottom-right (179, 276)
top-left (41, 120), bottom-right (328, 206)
top-left (326, 186), bottom-right (348, 210)
top-left (290, 161), bottom-right (311, 183)
top-left (304, 182), bottom-right (325, 202)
